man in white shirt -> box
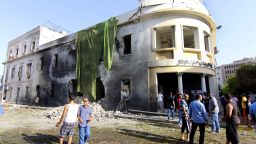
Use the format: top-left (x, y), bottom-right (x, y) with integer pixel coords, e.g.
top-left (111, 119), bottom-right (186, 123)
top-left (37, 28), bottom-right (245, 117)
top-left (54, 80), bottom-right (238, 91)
top-left (157, 92), bottom-right (164, 113)
top-left (56, 95), bottom-right (79, 144)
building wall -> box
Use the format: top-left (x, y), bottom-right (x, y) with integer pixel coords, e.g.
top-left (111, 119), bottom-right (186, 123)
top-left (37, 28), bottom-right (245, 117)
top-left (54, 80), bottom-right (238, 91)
top-left (3, 28), bottom-right (72, 106)
top-left (101, 4), bottom-right (217, 110)
top-left (2, 0), bottom-right (218, 111)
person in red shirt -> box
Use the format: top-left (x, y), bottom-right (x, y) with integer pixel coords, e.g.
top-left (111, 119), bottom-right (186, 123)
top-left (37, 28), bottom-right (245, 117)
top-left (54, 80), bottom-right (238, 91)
top-left (177, 94), bottom-right (183, 127)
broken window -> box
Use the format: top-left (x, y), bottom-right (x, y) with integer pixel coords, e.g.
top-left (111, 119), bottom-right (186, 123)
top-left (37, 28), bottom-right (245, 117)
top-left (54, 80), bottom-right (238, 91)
top-left (18, 65), bottom-right (23, 81)
top-left (17, 87), bottom-right (20, 98)
top-left (26, 63), bottom-right (32, 79)
top-left (52, 54), bottom-right (58, 69)
top-left (51, 84), bottom-right (55, 97)
top-left (31, 41), bottom-right (35, 52)
top-left (123, 34), bottom-right (131, 55)
top-left (36, 85), bottom-right (40, 97)
top-left (155, 26), bottom-right (175, 48)
top-left (121, 79), bottom-right (131, 96)
top-left (204, 31), bottom-right (211, 52)
top-left (39, 57), bottom-right (44, 70)
top-left (11, 67), bottom-right (15, 79)
top-left (16, 48), bottom-right (19, 57)
top-left (5, 69), bottom-right (9, 82)
top-left (183, 26), bottom-right (197, 48)
top-left (23, 45), bottom-right (26, 55)
top-left (25, 87), bottom-right (29, 99)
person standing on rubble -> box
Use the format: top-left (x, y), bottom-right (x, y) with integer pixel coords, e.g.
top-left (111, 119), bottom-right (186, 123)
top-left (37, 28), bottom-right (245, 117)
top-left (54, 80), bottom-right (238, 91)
top-left (56, 95), bottom-right (79, 144)
top-left (115, 87), bottom-right (130, 113)
top-left (77, 96), bottom-right (94, 144)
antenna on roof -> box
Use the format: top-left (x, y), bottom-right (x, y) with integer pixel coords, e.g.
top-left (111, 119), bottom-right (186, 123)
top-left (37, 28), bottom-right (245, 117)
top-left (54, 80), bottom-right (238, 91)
top-left (42, 20), bottom-right (71, 34)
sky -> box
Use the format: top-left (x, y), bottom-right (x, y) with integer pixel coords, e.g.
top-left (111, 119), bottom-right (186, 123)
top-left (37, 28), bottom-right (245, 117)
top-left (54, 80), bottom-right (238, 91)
top-left (0, 0), bottom-right (255, 77)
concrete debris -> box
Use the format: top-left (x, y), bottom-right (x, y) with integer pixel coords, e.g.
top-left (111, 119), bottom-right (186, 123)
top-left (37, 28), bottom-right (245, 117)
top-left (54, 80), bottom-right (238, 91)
top-left (2, 103), bottom-right (117, 122)
top-left (35, 102), bottom-right (117, 121)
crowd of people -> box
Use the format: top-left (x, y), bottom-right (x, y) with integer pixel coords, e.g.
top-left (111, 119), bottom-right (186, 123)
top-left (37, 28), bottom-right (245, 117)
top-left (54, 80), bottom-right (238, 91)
top-left (157, 91), bottom-right (256, 144)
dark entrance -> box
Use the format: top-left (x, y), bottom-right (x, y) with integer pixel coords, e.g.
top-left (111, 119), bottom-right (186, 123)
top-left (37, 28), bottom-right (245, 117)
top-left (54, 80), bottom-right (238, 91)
top-left (157, 73), bottom-right (178, 107)
top-left (182, 73), bottom-right (201, 92)
top-left (96, 77), bottom-right (105, 101)
top-left (182, 73), bottom-right (210, 100)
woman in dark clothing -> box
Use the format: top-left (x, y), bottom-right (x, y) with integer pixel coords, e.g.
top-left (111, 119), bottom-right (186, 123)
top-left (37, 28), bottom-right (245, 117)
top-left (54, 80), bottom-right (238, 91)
top-left (223, 94), bottom-right (240, 144)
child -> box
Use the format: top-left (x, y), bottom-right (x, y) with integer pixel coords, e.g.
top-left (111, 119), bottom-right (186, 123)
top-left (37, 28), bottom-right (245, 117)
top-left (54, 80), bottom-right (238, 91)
top-left (77, 96), bottom-right (94, 144)
top-left (56, 95), bottom-right (79, 144)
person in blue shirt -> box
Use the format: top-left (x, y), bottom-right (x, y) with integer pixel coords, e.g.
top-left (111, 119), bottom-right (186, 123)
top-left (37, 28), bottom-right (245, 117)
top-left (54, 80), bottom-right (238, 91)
top-left (188, 94), bottom-right (208, 144)
top-left (249, 100), bottom-right (256, 132)
top-left (77, 96), bottom-right (94, 144)
top-left (0, 104), bottom-right (4, 115)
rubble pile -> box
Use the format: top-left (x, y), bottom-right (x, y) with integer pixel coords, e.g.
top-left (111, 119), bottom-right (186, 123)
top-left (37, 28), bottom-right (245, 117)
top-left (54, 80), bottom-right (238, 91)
top-left (90, 102), bottom-right (115, 121)
top-left (4, 103), bottom-right (118, 122)
top-left (41, 106), bottom-right (63, 120)
top-left (38, 102), bottom-right (115, 121)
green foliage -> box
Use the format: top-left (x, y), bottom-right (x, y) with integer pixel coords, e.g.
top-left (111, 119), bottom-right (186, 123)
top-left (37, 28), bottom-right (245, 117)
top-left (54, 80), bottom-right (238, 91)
top-left (221, 64), bottom-right (256, 95)
top-left (222, 75), bottom-right (237, 95)
top-left (236, 65), bottom-right (256, 93)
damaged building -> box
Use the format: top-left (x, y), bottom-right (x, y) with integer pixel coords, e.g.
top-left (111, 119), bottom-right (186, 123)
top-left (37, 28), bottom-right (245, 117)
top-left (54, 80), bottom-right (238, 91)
top-left (2, 0), bottom-right (218, 111)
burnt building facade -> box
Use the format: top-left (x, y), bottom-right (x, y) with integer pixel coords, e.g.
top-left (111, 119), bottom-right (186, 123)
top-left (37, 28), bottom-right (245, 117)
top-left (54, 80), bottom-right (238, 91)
top-left (2, 0), bottom-right (218, 111)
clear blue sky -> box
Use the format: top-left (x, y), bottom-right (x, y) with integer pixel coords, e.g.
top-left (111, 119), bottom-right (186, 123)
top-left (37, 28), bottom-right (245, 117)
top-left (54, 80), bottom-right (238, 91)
top-left (0, 0), bottom-right (255, 77)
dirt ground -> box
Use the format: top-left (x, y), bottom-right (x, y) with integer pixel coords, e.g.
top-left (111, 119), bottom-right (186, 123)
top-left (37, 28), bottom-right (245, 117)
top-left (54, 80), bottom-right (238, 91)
top-left (0, 104), bottom-right (255, 144)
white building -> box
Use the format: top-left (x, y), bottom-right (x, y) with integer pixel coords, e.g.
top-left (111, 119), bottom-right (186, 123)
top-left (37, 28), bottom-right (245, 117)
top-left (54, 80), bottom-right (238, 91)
top-left (2, 0), bottom-right (219, 110)
top-left (2, 26), bottom-right (67, 104)
top-left (216, 57), bottom-right (256, 88)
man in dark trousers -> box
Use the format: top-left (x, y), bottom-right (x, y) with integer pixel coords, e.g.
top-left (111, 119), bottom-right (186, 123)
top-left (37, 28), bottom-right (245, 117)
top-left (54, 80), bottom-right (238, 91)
top-left (167, 92), bottom-right (176, 121)
top-left (188, 94), bottom-right (208, 144)
top-left (223, 94), bottom-right (240, 144)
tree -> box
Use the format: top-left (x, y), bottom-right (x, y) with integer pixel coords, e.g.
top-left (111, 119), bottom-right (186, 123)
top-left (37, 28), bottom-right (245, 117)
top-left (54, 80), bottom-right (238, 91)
top-left (222, 75), bottom-right (237, 95)
top-left (236, 65), bottom-right (256, 93)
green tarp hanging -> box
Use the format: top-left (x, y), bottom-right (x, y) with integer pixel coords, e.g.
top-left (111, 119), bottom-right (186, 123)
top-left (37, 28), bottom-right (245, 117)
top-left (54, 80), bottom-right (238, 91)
top-left (76, 17), bottom-right (118, 100)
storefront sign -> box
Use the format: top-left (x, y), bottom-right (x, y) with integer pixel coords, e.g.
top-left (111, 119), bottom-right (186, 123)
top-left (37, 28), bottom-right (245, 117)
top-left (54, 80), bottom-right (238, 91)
top-left (177, 59), bottom-right (213, 68)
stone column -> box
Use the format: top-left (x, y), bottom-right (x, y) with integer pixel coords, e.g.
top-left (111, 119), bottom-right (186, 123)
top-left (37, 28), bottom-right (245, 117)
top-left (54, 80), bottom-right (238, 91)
top-left (178, 73), bottom-right (183, 94)
top-left (201, 74), bottom-right (206, 93)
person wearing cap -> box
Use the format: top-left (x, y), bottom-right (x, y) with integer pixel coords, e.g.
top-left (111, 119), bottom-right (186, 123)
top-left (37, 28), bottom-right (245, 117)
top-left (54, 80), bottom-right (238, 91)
top-left (56, 95), bottom-right (79, 144)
